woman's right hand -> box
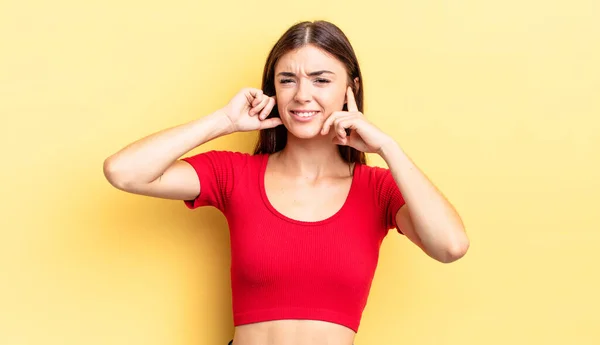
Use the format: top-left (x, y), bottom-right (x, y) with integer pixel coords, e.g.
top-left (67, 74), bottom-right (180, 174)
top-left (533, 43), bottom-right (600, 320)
top-left (220, 88), bottom-right (283, 133)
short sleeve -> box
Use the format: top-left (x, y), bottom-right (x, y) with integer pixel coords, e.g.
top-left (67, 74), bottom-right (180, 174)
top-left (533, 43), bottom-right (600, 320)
top-left (179, 150), bottom-right (247, 212)
top-left (374, 167), bottom-right (406, 234)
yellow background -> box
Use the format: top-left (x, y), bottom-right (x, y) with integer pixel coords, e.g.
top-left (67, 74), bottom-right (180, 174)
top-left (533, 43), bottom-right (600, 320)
top-left (1, 0), bottom-right (598, 344)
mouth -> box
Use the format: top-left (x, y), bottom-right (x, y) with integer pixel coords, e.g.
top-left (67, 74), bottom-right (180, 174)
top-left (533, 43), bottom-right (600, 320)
top-left (290, 110), bottom-right (320, 121)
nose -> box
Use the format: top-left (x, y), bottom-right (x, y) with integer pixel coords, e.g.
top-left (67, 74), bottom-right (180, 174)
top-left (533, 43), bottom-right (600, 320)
top-left (293, 79), bottom-right (312, 103)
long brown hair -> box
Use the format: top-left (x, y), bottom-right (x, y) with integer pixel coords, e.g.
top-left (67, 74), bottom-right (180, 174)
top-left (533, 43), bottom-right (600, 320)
top-left (253, 20), bottom-right (366, 164)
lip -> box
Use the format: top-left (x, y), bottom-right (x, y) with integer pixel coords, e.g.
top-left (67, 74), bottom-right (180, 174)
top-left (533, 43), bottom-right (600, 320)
top-left (290, 110), bottom-right (320, 122)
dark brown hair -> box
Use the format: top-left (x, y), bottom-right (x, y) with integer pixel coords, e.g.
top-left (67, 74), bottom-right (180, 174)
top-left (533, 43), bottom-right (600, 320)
top-left (253, 20), bottom-right (366, 164)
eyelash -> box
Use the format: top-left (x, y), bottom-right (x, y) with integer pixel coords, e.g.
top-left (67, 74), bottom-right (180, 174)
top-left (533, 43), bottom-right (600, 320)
top-left (279, 78), bottom-right (330, 84)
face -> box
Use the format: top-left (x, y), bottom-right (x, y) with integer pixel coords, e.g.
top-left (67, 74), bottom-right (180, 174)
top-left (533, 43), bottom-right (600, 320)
top-left (274, 45), bottom-right (351, 139)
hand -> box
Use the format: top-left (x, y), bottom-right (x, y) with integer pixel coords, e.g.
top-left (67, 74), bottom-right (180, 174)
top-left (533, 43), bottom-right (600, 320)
top-left (220, 88), bottom-right (282, 133)
top-left (321, 87), bottom-right (394, 154)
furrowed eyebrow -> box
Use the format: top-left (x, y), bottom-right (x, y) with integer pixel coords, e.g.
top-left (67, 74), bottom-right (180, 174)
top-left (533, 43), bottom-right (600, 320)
top-left (276, 70), bottom-right (335, 77)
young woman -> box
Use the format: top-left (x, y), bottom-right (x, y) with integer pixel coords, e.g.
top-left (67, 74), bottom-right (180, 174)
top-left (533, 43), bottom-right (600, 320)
top-left (104, 20), bottom-right (469, 345)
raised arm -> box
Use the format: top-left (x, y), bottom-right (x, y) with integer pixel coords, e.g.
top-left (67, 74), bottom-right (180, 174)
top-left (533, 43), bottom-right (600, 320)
top-left (103, 110), bottom-right (233, 200)
top-left (102, 88), bottom-right (281, 201)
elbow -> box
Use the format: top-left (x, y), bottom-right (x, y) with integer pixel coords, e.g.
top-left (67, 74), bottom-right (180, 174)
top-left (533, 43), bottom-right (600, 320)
top-left (103, 157), bottom-right (131, 190)
top-left (438, 233), bottom-right (470, 264)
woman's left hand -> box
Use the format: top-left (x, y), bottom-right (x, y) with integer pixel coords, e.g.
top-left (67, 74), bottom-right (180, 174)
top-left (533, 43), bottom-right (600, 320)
top-left (321, 87), bottom-right (394, 154)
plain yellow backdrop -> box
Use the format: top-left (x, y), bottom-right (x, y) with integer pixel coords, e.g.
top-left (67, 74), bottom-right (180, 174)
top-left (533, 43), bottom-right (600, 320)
top-left (1, 0), bottom-right (599, 344)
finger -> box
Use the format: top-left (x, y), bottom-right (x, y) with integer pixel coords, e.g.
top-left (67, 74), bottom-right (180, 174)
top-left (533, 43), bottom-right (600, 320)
top-left (321, 112), bottom-right (341, 135)
top-left (247, 88), bottom-right (262, 98)
top-left (248, 90), bottom-right (263, 116)
top-left (259, 97), bottom-right (276, 120)
top-left (332, 136), bottom-right (348, 146)
top-left (251, 95), bottom-right (265, 110)
top-left (346, 86), bottom-right (358, 112)
top-left (250, 95), bottom-right (269, 116)
top-left (260, 97), bottom-right (276, 119)
top-left (251, 90), bottom-right (264, 108)
top-left (255, 95), bottom-right (270, 113)
top-left (246, 88), bottom-right (261, 105)
top-left (334, 119), bottom-right (347, 139)
top-left (259, 117), bottom-right (283, 129)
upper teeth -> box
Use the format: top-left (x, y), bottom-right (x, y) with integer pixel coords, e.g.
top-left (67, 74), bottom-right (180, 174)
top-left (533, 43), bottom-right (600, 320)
top-left (294, 111), bottom-right (317, 117)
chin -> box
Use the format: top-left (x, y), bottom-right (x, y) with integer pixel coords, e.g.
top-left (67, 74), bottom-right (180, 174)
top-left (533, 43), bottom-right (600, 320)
top-left (285, 124), bottom-right (325, 139)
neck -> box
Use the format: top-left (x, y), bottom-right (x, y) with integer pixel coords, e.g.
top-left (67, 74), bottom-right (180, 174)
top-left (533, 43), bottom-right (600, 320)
top-left (275, 132), bottom-right (350, 179)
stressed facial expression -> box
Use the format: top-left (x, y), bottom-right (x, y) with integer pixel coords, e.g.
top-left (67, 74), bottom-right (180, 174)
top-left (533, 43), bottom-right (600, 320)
top-left (274, 45), bottom-right (350, 139)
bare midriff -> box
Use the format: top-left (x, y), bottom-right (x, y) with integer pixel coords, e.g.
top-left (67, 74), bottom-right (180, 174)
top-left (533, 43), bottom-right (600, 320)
top-left (232, 319), bottom-right (356, 345)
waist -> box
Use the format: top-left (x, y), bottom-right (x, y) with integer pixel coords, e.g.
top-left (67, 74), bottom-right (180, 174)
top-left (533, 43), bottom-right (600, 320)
top-left (232, 319), bottom-right (356, 345)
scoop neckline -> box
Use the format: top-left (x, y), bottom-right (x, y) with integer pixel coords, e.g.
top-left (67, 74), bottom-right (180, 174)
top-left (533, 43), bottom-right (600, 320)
top-left (258, 153), bottom-right (360, 226)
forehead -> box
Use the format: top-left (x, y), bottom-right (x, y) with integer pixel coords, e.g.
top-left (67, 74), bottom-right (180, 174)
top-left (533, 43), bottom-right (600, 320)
top-left (275, 45), bottom-right (346, 74)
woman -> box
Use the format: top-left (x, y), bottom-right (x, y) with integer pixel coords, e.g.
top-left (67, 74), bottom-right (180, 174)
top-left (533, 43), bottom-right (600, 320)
top-left (104, 20), bottom-right (469, 345)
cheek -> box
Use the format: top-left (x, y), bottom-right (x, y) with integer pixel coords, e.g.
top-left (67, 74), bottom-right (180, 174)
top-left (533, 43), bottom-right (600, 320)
top-left (274, 87), bottom-right (293, 103)
top-left (317, 88), bottom-right (346, 111)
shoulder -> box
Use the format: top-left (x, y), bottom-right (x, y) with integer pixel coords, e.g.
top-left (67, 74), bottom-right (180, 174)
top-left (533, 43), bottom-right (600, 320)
top-left (354, 163), bottom-right (400, 203)
top-left (180, 150), bottom-right (268, 181)
top-left (184, 149), bottom-right (253, 159)
top-left (355, 162), bottom-right (392, 183)
top-left (182, 150), bottom-right (263, 166)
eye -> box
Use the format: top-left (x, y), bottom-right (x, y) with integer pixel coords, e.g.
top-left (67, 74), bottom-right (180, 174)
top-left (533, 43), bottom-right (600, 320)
top-left (315, 78), bottom-right (330, 84)
top-left (279, 79), bottom-right (294, 84)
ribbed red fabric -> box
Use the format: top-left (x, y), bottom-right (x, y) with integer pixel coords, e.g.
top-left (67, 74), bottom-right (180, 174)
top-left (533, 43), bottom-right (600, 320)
top-left (181, 150), bottom-right (405, 332)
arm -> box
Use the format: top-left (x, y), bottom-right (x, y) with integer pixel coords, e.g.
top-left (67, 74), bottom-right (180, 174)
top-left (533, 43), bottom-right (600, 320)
top-left (379, 141), bottom-right (469, 264)
top-left (103, 110), bottom-right (233, 200)
top-left (321, 86), bottom-right (468, 263)
top-left (103, 88), bottom-right (280, 201)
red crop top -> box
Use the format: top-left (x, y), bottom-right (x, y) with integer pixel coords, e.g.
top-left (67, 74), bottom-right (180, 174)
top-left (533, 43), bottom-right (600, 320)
top-left (181, 150), bottom-right (405, 332)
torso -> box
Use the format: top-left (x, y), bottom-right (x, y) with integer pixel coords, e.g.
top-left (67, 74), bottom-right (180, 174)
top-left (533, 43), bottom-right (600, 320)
top-left (232, 153), bottom-right (357, 345)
